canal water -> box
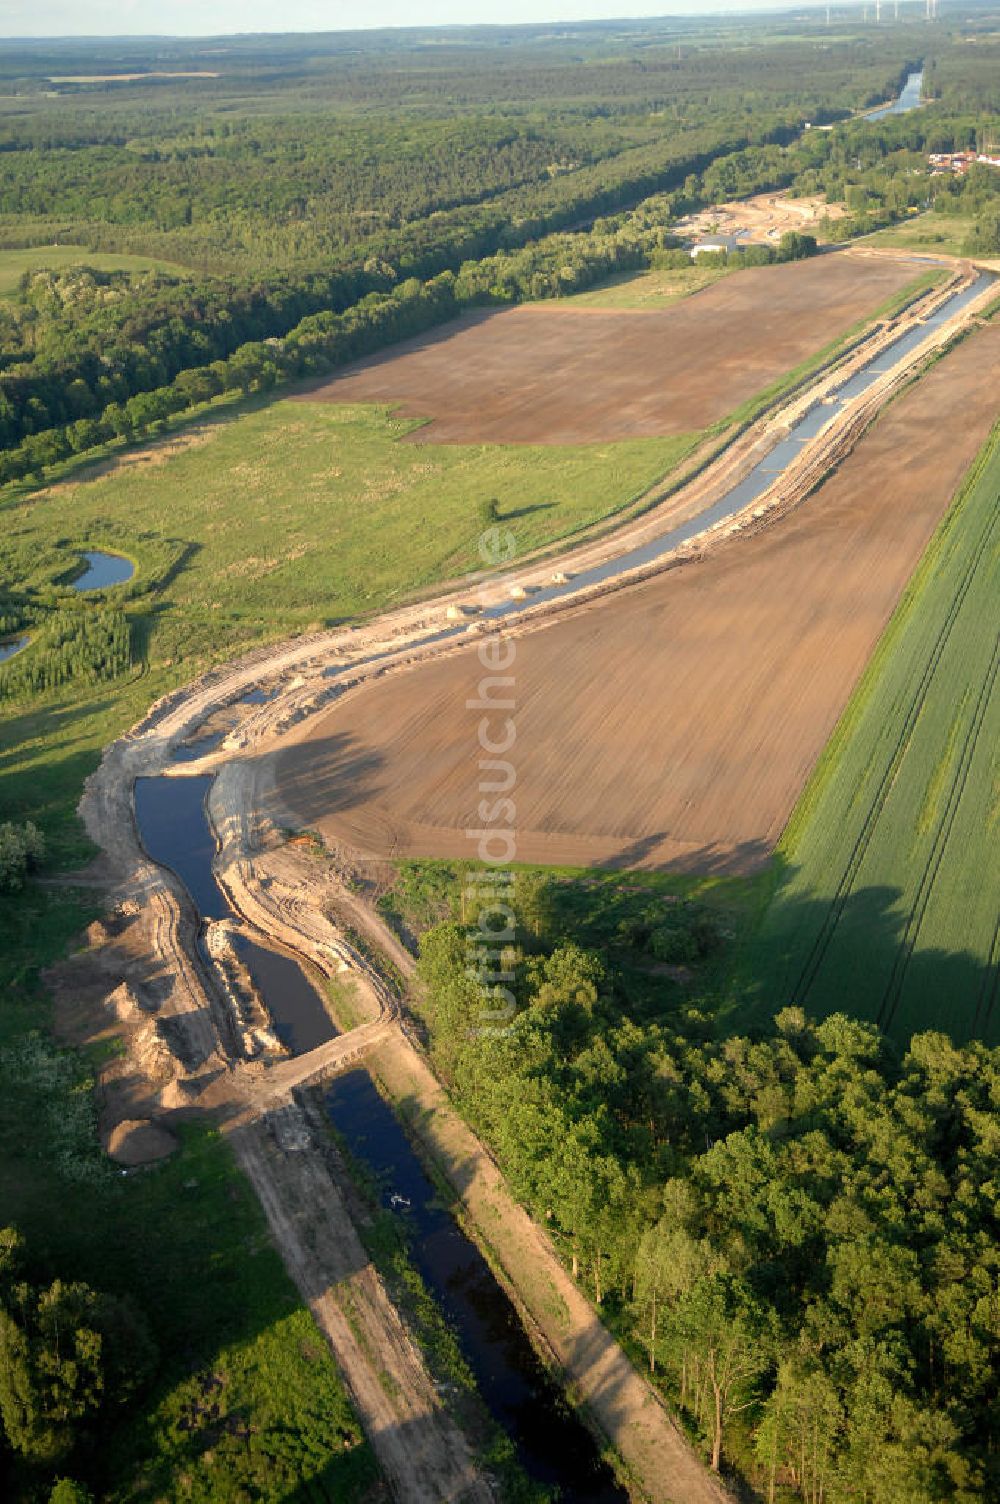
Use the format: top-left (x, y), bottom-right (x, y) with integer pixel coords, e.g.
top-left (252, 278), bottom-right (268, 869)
top-left (71, 550), bottom-right (135, 591)
top-left (132, 770), bottom-right (629, 1497)
top-left (133, 774), bottom-right (336, 1053)
top-left (868, 69), bottom-right (924, 121)
top-left (327, 1070), bottom-right (629, 1501)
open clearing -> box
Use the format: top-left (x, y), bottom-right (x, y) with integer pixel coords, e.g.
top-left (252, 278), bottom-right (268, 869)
top-left (672, 189), bottom-right (848, 246)
top-left (557, 261), bottom-right (730, 309)
top-left (864, 211), bottom-right (979, 260)
top-left (743, 421), bottom-right (1000, 1046)
top-left (273, 319), bottom-right (1000, 877)
top-left (302, 251), bottom-right (921, 443)
top-left (0, 245), bottom-right (189, 296)
top-left (5, 402), bottom-right (695, 663)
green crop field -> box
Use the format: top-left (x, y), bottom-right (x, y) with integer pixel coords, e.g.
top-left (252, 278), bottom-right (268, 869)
top-left (0, 244), bottom-right (190, 296)
top-left (742, 423), bottom-right (1000, 1044)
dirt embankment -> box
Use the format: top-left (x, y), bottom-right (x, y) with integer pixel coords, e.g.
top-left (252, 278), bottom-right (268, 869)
top-left (272, 319), bottom-right (1000, 873)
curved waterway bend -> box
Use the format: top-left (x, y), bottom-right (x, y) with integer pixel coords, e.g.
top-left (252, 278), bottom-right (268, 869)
top-left (132, 774), bottom-right (628, 1499)
top-left (133, 774), bottom-right (336, 1054)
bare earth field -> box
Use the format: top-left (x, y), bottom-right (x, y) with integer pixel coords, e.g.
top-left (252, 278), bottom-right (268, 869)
top-left (274, 320), bottom-right (1000, 874)
top-left (299, 251), bottom-right (920, 444)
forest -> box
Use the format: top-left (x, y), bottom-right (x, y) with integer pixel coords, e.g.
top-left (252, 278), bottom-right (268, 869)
top-left (406, 866), bottom-right (1000, 1502)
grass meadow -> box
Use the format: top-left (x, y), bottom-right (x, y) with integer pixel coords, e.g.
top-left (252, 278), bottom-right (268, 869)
top-left (741, 423), bottom-right (1000, 1044)
top-left (864, 210), bottom-right (979, 259)
top-left (4, 399), bottom-right (697, 669)
top-left (0, 244), bottom-right (190, 296)
top-left (558, 262), bottom-right (730, 309)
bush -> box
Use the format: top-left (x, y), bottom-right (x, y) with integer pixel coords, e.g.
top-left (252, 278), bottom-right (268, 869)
top-left (0, 820), bottom-right (45, 891)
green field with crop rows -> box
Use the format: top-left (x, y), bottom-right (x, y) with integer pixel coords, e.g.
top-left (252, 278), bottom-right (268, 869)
top-left (745, 422), bottom-right (1000, 1043)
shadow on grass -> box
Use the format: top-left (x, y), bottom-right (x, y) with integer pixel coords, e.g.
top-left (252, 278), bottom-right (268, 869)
top-left (734, 868), bottom-right (1000, 1048)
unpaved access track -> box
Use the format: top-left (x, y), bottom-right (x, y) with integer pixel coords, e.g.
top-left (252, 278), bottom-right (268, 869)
top-left (77, 257), bottom-right (995, 1504)
top-left (298, 251), bottom-right (920, 443)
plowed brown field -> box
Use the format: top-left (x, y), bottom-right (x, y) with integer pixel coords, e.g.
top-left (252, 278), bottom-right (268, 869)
top-left (274, 323), bottom-right (1000, 875)
top-left (298, 252), bottom-right (920, 444)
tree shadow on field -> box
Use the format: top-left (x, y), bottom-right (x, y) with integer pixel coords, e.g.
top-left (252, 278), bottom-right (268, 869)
top-left (500, 501), bottom-right (556, 522)
top-left (603, 832), bottom-right (772, 874)
top-left (265, 731), bottom-right (387, 823)
top-left (733, 867), bottom-right (1000, 1050)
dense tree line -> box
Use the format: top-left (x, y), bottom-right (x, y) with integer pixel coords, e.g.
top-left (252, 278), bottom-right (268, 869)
top-left (0, 1228), bottom-right (155, 1489)
top-left (0, 179), bottom-right (823, 487)
top-left (412, 875), bottom-right (1000, 1499)
top-left (0, 604), bottom-right (131, 701)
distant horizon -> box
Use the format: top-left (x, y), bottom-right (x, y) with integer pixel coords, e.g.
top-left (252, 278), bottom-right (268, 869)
top-left (0, 0), bottom-right (927, 43)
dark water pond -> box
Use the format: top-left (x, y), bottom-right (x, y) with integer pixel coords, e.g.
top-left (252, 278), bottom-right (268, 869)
top-left (0, 635), bottom-right (29, 663)
top-left (133, 774), bottom-right (335, 1051)
top-left (326, 1069), bottom-right (629, 1502)
top-left (71, 550), bottom-right (135, 591)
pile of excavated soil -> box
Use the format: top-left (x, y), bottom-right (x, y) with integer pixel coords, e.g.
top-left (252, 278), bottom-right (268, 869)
top-left (105, 1118), bottom-right (179, 1165)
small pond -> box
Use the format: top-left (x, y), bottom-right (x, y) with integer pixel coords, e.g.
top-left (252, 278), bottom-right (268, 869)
top-left (71, 550), bottom-right (135, 591)
top-left (0, 635), bottom-right (30, 663)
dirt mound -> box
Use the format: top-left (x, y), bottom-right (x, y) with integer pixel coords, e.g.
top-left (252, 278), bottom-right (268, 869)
top-left (104, 1118), bottom-right (179, 1165)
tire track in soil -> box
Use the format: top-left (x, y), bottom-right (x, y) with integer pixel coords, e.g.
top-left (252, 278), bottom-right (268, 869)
top-left (878, 633), bottom-right (1000, 1034)
top-left (790, 497), bottom-right (1000, 1008)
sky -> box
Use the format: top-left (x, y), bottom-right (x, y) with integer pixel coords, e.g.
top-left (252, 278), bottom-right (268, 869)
top-left (2, 0), bottom-right (804, 40)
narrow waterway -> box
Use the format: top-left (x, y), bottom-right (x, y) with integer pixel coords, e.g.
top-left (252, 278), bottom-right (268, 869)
top-left (133, 774), bottom-right (337, 1053)
top-left (868, 69), bottom-right (924, 121)
top-left (132, 771), bottom-right (629, 1497)
top-left (326, 1069), bottom-right (629, 1502)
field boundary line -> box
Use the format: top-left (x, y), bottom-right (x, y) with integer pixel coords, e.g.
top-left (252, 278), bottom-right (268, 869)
top-left (879, 633), bottom-right (1000, 1033)
top-left (786, 429), bottom-right (1000, 1006)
